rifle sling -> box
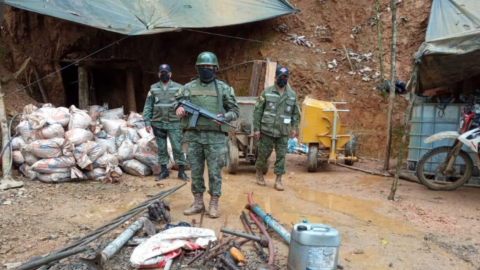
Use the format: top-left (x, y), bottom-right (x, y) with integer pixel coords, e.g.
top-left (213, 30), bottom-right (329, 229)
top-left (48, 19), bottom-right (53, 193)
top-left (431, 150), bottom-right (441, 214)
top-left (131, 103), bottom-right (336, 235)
top-left (213, 77), bottom-right (226, 119)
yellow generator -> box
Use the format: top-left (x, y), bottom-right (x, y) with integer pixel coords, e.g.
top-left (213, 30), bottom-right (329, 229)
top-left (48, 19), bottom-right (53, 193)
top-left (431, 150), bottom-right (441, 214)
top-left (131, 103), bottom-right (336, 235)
top-left (299, 96), bottom-right (357, 172)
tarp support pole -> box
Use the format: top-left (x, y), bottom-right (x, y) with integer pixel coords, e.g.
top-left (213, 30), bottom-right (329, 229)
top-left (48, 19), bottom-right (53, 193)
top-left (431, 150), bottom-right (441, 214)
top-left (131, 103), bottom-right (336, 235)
top-left (78, 66), bottom-right (89, 109)
top-left (126, 68), bottom-right (137, 112)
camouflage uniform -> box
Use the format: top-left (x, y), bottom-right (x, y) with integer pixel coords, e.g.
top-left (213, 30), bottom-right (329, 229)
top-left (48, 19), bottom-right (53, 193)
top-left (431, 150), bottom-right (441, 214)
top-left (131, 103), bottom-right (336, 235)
top-left (253, 85), bottom-right (300, 175)
top-left (176, 78), bottom-right (239, 195)
top-left (143, 81), bottom-right (187, 166)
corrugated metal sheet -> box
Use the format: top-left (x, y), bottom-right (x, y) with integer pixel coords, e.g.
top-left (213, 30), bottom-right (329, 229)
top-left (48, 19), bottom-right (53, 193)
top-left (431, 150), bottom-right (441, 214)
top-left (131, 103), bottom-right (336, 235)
top-left (4, 0), bottom-right (299, 35)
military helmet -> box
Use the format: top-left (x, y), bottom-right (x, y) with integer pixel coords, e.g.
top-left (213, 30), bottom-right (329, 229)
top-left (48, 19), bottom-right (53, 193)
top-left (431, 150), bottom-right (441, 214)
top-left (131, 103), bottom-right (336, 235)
top-left (195, 52), bottom-right (219, 69)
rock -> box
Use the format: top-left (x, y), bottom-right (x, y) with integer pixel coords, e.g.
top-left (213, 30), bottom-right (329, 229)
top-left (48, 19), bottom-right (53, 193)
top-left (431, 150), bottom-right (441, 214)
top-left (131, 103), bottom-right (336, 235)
top-left (49, 235), bottom-right (58, 240)
top-left (353, 249), bottom-right (364, 255)
top-left (3, 200), bottom-right (12, 205)
top-left (80, 224), bottom-right (87, 230)
top-left (389, 263), bottom-right (393, 267)
top-left (4, 262), bottom-right (22, 269)
top-left (18, 191), bottom-right (24, 195)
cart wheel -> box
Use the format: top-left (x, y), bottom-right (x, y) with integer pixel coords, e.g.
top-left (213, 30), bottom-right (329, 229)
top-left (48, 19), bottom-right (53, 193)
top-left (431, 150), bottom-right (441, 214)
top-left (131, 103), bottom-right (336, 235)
top-left (345, 135), bottom-right (356, 166)
top-left (307, 144), bottom-right (319, 172)
top-left (226, 139), bottom-right (239, 174)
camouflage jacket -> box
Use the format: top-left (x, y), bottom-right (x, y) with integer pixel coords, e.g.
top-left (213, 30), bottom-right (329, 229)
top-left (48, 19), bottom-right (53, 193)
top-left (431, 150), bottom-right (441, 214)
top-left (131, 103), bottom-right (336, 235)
top-left (253, 85), bottom-right (300, 138)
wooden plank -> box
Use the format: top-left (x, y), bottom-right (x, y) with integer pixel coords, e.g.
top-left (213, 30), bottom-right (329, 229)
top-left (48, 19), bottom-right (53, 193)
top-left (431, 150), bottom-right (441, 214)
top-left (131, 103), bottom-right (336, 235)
top-left (248, 60), bottom-right (263, 96)
top-left (0, 81), bottom-right (11, 175)
top-left (78, 67), bottom-right (89, 109)
top-left (263, 58), bottom-right (277, 90)
top-left (30, 59), bottom-right (49, 103)
top-left (126, 68), bottom-right (137, 112)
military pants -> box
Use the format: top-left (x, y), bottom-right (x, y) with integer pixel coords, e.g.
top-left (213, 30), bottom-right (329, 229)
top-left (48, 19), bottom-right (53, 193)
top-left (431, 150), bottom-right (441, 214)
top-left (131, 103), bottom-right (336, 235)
top-left (187, 141), bottom-right (227, 196)
top-left (152, 126), bottom-right (187, 165)
top-left (255, 134), bottom-right (288, 175)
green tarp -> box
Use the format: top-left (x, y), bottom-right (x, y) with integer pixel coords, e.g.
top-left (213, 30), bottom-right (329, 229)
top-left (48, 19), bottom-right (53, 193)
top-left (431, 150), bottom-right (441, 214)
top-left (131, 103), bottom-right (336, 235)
top-left (411, 0), bottom-right (480, 94)
top-left (4, 0), bottom-right (298, 35)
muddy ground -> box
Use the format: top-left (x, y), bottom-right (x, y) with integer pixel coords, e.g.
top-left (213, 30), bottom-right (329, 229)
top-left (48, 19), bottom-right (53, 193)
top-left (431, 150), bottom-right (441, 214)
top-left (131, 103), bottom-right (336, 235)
top-left (1, 154), bottom-right (479, 270)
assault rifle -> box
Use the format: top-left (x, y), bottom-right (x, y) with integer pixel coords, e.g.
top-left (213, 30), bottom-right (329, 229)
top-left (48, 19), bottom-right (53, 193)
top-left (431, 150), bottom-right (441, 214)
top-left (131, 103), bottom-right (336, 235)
top-left (175, 100), bottom-right (236, 128)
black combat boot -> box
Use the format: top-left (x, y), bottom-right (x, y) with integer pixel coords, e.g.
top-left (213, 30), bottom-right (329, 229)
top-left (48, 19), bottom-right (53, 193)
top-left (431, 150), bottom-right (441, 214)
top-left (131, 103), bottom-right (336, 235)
top-left (177, 165), bottom-right (189, 181)
top-left (156, 164), bottom-right (169, 180)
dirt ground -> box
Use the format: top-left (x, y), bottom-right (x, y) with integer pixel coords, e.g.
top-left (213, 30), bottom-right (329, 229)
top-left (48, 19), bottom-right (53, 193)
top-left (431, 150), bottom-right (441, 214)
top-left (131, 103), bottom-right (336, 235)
top-left (1, 154), bottom-right (479, 270)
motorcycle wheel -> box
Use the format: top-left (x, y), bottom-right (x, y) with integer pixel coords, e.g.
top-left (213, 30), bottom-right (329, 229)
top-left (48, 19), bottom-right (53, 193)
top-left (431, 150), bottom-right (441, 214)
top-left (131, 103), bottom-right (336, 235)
top-left (416, 146), bottom-right (473, 191)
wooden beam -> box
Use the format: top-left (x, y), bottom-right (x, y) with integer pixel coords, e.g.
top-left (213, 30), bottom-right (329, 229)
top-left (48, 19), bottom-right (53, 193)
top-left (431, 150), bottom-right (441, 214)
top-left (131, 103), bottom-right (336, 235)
top-left (78, 67), bottom-right (89, 109)
top-left (126, 68), bottom-right (136, 112)
top-left (30, 59), bottom-right (49, 103)
top-left (248, 60), bottom-right (263, 96)
top-left (264, 58), bottom-right (277, 90)
top-left (0, 81), bottom-right (11, 175)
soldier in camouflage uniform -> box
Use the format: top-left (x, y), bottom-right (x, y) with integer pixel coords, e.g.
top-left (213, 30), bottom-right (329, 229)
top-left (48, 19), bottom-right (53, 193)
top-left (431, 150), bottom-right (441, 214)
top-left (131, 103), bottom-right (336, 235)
top-left (143, 64), bottom-right (189, 181)
top-left (253, 66), bottom-right (300, 191)
top-left (175, 52), bottom-right (239, 218)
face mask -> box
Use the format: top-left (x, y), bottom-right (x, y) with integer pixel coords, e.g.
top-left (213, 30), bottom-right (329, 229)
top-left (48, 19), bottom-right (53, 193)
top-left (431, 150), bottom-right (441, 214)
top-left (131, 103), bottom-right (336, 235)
top-left (276, 78), bottom-right (288, 88)
top-left (197, 67), bottom-right (215, 83)
top-left (160, 74), bottom-right (170, 83)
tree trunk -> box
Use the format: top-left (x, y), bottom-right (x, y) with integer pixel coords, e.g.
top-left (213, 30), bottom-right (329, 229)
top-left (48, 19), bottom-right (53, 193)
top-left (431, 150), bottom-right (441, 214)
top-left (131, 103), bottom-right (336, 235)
top-left (383, 0), bottom-right (398, 171)
top-left (376, 0), bottom-right (386, 96)
top-left (388, 65), bottom-right (419, 200)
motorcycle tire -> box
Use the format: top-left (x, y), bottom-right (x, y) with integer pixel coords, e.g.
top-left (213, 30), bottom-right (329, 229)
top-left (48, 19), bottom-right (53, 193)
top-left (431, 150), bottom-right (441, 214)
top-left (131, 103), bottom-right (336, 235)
top-left (416, 146), bottom-right (473, 191)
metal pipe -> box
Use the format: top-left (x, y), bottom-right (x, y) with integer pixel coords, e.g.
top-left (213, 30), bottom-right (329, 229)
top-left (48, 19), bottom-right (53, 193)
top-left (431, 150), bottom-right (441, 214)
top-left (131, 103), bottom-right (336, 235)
top-left (240, 212), bottom-right (267, 262)
top-left (221, 228), bottom-right (262, 242)
top-left (17, 246), bottom-right (90, 270)
top-left (220, 228), bottom-right (268, 247)
top-left (246, 204), bottom-right (291, 244)
top-left (81, 215), bottom-right (148, 269)
top-left (247, 193), bottom-right (274, 265)
top-left (164, 259), bottom-right (173, 270)
top-left (32, 183), bottom-right (185, 270)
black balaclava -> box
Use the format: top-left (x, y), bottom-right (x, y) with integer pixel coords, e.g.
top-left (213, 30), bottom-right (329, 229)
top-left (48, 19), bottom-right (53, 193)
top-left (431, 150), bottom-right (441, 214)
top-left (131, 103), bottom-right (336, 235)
top-left (160, 73), bottom-right (170, 83)
top-left (197, 67), bottom-right (215, 83)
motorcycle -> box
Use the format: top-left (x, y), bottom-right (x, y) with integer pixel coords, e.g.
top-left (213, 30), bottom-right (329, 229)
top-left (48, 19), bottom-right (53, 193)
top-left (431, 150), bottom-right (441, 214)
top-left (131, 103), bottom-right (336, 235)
top-left (416, 95), bottom-right (480, 191)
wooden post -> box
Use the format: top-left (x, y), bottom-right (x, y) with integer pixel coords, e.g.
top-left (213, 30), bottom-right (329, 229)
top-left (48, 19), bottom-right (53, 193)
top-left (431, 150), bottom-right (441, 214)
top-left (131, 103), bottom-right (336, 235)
top-left (376, 0), bottom-right (386, 96)
top-left (384, 0), bottom-right (398, 171)
top-left (388, 65), bottom-right (419, 201)
top-left (126, 68), bottom-right (137, 112)
top-left (30, 59), bottom-right (49, 103)
top-left (248, 61), bottom-right (263, 96)
top-left (264, 58), bottom-right (277, 90)
top-left (0, 81), bottom-right (11, 175)
top-left (78, 66), bottom-right (89, 109)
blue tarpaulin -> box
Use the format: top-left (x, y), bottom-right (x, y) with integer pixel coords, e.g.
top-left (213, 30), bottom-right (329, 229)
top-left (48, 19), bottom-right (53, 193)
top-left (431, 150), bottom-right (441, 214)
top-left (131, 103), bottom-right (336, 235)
top-left (4, 0), bottom-right (298, 35)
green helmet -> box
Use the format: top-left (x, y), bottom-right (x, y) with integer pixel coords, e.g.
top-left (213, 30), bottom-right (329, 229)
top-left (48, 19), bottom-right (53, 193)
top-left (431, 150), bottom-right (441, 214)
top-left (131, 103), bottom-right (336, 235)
top-left (195, 52), bottom-right (219, 69)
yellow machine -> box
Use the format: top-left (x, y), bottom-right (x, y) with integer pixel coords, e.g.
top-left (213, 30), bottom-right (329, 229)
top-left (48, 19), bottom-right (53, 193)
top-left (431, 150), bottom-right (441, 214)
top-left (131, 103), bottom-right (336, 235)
top-left (299, 96), bottom-right (357, 172)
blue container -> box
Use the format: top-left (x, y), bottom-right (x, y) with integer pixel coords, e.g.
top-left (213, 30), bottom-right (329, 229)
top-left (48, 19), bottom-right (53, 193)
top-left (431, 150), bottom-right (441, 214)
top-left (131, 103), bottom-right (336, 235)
top-left (407, 103), bottom-right (480, 186)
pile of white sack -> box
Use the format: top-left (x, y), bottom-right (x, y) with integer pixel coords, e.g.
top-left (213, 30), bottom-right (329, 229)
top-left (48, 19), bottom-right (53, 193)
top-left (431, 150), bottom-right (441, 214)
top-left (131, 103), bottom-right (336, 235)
top-left (12, 104), bottom-right (176, 183)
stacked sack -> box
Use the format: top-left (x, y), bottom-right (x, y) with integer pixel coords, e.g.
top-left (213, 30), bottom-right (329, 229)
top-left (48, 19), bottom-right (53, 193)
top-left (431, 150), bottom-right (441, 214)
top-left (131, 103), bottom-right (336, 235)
top-left (14, 104), bottom-right (178, 183)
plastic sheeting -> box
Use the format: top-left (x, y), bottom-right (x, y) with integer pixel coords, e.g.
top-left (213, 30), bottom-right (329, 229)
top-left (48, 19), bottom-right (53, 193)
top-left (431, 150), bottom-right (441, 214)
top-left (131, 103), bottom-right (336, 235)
top-left (4, 0), bottom-right (298, 35)
top-left (411, 0), bottom-right (480, 94)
